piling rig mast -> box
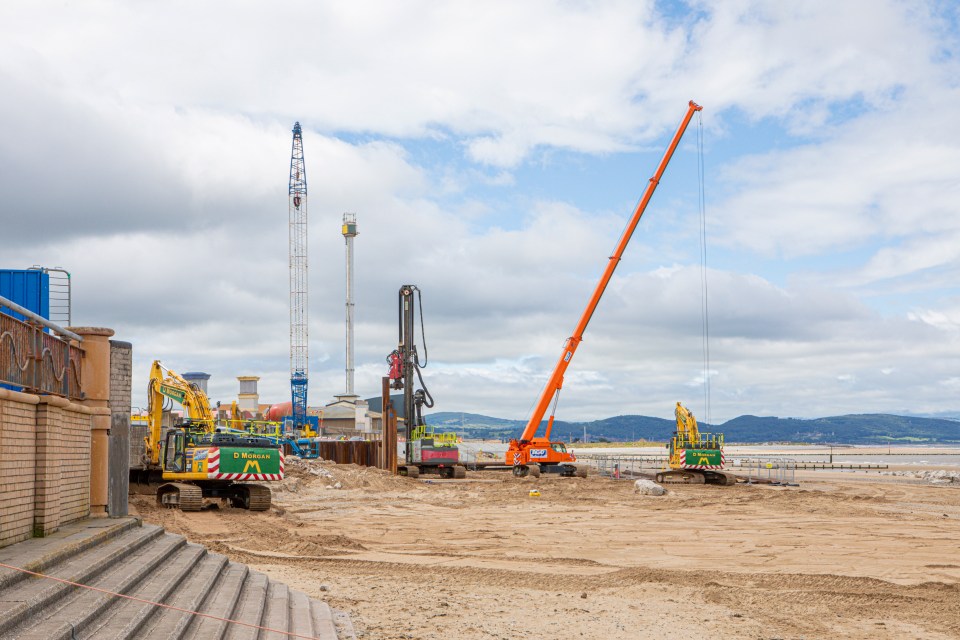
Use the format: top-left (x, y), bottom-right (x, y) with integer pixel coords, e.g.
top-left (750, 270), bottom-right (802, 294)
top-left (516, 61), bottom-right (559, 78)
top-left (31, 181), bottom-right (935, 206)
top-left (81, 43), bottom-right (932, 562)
top-left (387, 285), bottom-right (465, 479)
top-left (289, 122), bottom-right (309, 431)
top-left (506, 100), bottom-right (703, 478)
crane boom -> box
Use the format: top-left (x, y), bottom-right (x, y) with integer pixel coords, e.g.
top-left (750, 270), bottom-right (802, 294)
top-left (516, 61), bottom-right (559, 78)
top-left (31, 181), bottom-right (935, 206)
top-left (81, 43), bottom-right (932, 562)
top-left (289, 122), bottom-right (309, 430)
top-left (518, 100), bottom-right (702, 444)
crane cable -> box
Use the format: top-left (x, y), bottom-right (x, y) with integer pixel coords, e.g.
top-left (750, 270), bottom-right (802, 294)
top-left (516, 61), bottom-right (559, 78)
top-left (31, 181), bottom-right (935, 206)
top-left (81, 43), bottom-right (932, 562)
top-left (696, 109), bottom-right (712, 426)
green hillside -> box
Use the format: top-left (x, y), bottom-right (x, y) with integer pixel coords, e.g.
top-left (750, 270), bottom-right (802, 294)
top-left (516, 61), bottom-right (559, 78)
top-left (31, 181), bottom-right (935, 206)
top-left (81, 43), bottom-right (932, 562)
top-left (425, 411), bottom-right (960, 444)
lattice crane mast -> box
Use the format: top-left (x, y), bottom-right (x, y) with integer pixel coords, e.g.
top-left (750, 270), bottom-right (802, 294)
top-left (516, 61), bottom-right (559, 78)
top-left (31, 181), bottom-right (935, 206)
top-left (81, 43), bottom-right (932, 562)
top-left (289, 122), bottom-right (309, 431)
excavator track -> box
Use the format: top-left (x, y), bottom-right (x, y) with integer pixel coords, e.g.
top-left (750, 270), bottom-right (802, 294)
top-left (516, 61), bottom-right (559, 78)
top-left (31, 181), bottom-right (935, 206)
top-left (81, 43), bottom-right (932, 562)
top-left (704, 470), bottom-right (739, 485)
top-left (230, 483), bottom-right (272, 511)
top-left (156, 482), bottom-right (203, 512)
top-left (655, 470), bottom-right (706, 484)
top-left (245, 484), bottom-right (272, 511)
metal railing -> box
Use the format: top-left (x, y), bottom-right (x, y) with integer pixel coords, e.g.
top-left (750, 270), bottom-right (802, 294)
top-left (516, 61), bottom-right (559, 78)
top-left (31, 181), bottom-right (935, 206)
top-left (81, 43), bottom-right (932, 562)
top-left (30, 266), bottom-right (72, 327)
top-left (579, 452), bottom-right (800, 486)
top-left (0, 294), bottom-right (83, 399)
top-left (728, 457), bottom-right (798, 486)
top-left (575, 453), bottom-right (669, 478)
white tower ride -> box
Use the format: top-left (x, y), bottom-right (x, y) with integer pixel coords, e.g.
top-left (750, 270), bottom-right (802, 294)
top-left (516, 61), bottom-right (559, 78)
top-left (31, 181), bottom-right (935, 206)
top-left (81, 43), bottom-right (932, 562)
top-left (342, 213), bottom-right (358, 399)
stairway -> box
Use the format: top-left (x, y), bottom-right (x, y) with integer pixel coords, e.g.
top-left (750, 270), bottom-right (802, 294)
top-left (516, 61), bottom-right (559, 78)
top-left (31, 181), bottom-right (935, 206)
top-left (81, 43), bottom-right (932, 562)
top-left (0, 517), bottom-right (354, 640)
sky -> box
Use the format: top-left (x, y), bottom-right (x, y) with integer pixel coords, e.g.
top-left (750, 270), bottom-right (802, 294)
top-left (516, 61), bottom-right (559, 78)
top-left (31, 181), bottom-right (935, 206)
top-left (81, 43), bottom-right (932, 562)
top-left (2, 0), bottom-right (959, 425)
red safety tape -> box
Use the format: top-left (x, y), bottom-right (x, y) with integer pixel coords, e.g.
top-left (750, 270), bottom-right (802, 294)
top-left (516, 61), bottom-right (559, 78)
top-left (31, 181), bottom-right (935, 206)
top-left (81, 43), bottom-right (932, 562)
top-left (0, 562), bottom-right (323, 639)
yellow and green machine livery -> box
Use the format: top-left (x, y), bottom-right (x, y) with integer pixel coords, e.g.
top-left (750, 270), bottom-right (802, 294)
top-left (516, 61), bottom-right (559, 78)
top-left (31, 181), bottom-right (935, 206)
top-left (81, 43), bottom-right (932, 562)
top-left (162, 437), bottom-right (284, 481)
top-left (144, 360), bottom-right (285, 512)
top-left (656, 402), bottom-right (737, 486)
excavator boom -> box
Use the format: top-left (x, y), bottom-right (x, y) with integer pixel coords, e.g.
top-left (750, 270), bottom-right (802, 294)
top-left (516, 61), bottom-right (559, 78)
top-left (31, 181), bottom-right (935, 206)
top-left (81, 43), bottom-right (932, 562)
top-left (146, 360), bottom-right (216, 465)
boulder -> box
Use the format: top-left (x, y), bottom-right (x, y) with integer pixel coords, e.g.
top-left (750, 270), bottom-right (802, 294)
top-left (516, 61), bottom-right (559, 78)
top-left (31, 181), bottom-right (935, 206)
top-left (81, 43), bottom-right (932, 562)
top-left (634, 479), bottom-right (666, 496)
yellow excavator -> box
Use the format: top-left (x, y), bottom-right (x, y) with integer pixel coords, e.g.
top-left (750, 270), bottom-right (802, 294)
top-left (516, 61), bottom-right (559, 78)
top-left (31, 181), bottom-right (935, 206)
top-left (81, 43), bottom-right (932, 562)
top-left (656, 402), bottom-right (737, 485)
top-left (142, 360), bottom-right (284, 511)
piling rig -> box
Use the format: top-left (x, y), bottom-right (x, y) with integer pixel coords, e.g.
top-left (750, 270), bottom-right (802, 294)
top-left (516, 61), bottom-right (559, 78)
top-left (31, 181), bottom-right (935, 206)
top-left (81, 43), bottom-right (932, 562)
top-left (387, 285), bottom-right (465, 479)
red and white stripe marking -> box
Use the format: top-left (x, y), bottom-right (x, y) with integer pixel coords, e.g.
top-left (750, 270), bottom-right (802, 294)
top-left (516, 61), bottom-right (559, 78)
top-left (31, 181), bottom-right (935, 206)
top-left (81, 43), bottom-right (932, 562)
top-left (206, 447), bottom-right (285, 481)
top-left (679, 450), bottom-right (725, 470)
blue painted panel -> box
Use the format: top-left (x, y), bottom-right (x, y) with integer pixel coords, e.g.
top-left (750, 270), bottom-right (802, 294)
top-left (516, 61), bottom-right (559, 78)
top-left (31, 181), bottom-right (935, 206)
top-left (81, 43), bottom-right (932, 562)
top-left (0, 269), bottom-right (50, 321)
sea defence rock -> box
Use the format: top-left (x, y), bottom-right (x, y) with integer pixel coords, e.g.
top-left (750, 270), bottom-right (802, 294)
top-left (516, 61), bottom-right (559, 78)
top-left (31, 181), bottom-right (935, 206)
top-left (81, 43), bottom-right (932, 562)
top-left (634, 478), bottom-right (666, 496)
top-left (881, 469), bottom-right (960, 484)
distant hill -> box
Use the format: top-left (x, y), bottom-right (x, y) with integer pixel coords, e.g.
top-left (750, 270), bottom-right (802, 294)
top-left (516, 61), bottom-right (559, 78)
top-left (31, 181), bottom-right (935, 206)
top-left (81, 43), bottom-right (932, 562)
top-left (424, 411), bottom-right (960, 445)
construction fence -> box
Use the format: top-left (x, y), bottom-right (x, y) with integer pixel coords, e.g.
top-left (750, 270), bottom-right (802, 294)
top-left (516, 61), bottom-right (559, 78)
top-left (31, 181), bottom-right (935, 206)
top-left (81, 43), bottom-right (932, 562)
top-left (576, 452), bottom-right (799, 486)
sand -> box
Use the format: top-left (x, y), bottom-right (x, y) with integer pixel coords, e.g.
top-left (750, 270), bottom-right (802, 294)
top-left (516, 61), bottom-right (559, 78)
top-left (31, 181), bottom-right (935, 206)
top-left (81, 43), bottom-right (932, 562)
top-left (130, 456), bottom-right (960, 640)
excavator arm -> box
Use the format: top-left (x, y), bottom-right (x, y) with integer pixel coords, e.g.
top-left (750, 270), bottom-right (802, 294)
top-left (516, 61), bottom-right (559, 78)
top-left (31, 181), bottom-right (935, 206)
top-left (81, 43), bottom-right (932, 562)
top-left (674, 401), bottom-right (700, 445)
top-left (145, 360), bottom-right (216, 465)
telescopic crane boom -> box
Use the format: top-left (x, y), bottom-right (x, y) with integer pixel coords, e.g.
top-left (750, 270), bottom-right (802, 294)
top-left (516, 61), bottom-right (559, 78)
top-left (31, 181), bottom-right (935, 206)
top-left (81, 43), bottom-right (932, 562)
top-left (507, 100), bottom-right (703, 477)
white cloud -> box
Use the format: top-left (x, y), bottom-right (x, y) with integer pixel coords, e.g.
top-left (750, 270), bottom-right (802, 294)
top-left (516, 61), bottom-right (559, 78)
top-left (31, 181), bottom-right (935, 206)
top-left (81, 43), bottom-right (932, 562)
top-left (1, 0), bottom-right (959, 424)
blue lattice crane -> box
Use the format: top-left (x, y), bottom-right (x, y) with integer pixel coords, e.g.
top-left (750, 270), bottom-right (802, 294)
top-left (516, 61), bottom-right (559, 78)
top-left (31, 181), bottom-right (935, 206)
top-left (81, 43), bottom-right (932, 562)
top-left (288, 122), bottom-right (309, 432)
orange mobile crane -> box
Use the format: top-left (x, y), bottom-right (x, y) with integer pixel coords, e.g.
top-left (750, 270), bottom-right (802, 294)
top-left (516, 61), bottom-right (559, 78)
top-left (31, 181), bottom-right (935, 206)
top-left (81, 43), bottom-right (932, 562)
top-left (506, 100), bottom-right (703, 478)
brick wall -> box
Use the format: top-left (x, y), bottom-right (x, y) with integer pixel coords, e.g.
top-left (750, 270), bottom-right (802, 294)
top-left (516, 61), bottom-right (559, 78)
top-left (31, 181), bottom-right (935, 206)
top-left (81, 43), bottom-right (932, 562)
top-left (0, 389), bottom-right (92, 546)
top-left (60, 404), bottom-right (92, 523)
top-left (0, 390), bottom-right (38, 547)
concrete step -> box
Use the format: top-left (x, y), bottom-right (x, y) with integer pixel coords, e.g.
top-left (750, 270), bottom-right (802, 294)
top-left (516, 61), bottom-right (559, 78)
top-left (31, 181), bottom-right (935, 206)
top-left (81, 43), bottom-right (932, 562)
top-left (11, 532), bottom-right (187, 640)
top-left (311, 600), bottom-right (342, 640)
top-left (80, 541), bottom-right (208, 639)
top-left (0, 517), bottom-right (142, 593)
top-left (181, 561), bottom-right (250, 640)
top-left (259, 581), bottom-right (290, 640)
top-left (289, 590), bottom-right (314, 639)
top-left (136, 552), bottom-right (230, 640)
top-left (223, 570), bottom-right (269, 640)
top-left (0, 523), bottom-right (165, 637)
top-left (0, 518), bottom-right (355, 640)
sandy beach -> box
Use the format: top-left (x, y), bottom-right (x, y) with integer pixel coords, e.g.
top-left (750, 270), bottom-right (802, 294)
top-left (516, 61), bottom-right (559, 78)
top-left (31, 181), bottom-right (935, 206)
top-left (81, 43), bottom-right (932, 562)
top-left (131, 449), bottom-right (960, 639)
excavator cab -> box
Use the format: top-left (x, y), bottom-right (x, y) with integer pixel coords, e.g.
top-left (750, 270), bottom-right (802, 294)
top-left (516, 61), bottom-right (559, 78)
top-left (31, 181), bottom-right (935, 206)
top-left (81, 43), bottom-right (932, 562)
top-left (163, 430), bottom-right (186, 473)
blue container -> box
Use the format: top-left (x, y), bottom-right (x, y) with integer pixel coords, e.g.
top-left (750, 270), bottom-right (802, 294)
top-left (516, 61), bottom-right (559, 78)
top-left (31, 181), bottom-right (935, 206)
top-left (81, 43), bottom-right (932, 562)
top-left (0, 269), bottom-right (50, 321)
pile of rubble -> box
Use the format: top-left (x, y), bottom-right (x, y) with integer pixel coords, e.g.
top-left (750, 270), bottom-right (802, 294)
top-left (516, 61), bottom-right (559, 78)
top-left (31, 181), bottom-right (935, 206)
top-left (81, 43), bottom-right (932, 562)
top-left (282, 456), bottom-right (341, 490)
top-left (281, 456), bottom-right (415, 493)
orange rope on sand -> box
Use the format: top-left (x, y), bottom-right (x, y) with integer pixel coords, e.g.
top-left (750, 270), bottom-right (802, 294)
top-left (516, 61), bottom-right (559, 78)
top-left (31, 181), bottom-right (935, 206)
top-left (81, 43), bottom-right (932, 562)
top-left (0, 562), bottom-right (322, 640)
